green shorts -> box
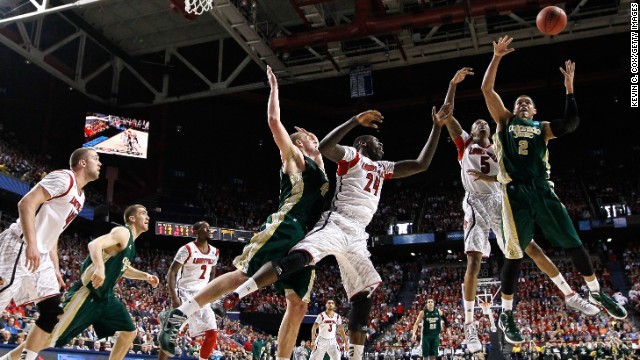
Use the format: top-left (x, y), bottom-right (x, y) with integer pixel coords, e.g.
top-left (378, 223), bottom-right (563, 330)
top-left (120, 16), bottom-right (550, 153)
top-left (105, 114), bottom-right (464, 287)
top-left (421, 335), bottom-right (440, 356)
top-left (233, 216), bottom-right (314, 302)
top-left (50, 285), bottom-right (135, 348)
top-left (501, 179), bottom-right (582, 259)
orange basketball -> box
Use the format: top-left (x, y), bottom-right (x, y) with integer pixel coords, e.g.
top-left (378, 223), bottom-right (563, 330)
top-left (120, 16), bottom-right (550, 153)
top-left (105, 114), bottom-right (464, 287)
top-left (536, 6), bottom-right (567, 35)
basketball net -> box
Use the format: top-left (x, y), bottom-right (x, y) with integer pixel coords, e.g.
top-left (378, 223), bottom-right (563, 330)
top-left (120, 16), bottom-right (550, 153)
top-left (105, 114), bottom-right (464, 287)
top-left (185, 0), bottom-right (213, 15)
top-left (474, 278), bottom-right (501, 332)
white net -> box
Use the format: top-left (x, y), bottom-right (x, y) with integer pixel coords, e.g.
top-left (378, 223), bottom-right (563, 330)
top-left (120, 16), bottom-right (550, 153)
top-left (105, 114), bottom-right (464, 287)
top-left (185, 0), bottom-right (213, 15)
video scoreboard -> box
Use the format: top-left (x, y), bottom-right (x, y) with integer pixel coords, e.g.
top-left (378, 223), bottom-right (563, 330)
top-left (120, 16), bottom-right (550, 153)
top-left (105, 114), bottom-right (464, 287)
top-left (155, 221), bottom-right (255, 242)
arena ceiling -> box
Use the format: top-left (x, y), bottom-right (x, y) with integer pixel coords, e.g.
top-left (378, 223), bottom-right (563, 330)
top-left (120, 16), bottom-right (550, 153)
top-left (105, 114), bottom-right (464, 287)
top-left (0, 0), bottom-right (630, 106)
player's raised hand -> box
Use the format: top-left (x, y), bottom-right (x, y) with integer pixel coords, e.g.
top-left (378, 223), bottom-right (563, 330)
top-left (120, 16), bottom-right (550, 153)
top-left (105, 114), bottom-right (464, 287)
top-left (451, 67), bottom-right (474, 85)
top-left (267, 65), bottom-right (278, 89)
top-left (431, 103), bottom-right (452, 127)
top-left (91, 267), bottom-right (106, 288)
top-left (559, 60), bottom-right (575, 93)
top-left (354, 110), bottom-right (383, 129)
top-left (24, 243), bottom-right (40, 272)
top-left (146, 274), bottom-right (160, 288)
top-left (493, 36), bottom-right (515, 58)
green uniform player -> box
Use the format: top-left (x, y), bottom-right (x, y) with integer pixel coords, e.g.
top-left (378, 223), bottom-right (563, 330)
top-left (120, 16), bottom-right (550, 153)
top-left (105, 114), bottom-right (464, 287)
top-left (411, 299), bottom-right (445, 360)
top-left (4, 205), bottom-right (158, 360)
top-left (481, 36), bottom-right (627, 346)
top-left (159, 66), bottom-right (330, 360)
top-left (233, 154), bottom-right (328, 300)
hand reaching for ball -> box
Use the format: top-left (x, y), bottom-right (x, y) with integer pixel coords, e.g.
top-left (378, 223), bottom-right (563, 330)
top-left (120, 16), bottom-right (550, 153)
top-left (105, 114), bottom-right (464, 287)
top-left (354, 110), bottom-right (383, 129)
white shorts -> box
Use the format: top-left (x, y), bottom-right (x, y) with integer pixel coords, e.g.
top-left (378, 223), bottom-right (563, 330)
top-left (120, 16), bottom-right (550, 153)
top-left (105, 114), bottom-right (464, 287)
top-left (291, 212), bottom-right (381, 299)
top-left (0, 229), bottom-right (59, 309)
top-left (462, 192), bottom-right (505, 258)
top-left (310, 337), bottom-right (340, 360)
top-left (178, 288), bottom-right (217, 336)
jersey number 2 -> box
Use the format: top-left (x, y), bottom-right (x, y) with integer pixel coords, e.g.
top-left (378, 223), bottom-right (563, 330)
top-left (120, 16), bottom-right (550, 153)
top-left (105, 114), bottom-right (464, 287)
top-left (364, 173), bottom-right (381, 196)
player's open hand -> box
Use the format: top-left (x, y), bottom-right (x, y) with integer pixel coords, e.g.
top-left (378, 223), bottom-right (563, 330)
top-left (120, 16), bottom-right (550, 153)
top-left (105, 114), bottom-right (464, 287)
top-left (451, 67), bottom-right (474, 85)
top-left (431, 103), bottom-right (451, 127)
top-left (266, 65), bottom-right (278, 89)
top-left (91, 268), bottom-right (106, 288)
top-left (559, 60), bottom-right (575, 92)
top-left (493, 36), bottom-right (515, 58)
top-left (354, 110), bottom-right (383, 129)
top-left (310, 342), bottom-right (316, 350)
top-left (56, 271), bottom-right (66, 291)
top-left (146, 274), bottom-right (160, 288)
top-left (24, 243), bottom-right (40, 272)
top-left (467, 169), bottom-right (497, 182)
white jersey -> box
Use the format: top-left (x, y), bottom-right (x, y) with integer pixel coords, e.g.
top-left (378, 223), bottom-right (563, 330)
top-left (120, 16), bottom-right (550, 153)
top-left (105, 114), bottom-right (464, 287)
top-left (454, 131), bottom-right (500, 195)
top-left (9, 170), bottom-right (85, 253)
top-left (174, 242), bottom-right (219, 291)
top-left (315, 311), bottom-right (342, 339)
top-left (331, 146), bottom-right (394, 225)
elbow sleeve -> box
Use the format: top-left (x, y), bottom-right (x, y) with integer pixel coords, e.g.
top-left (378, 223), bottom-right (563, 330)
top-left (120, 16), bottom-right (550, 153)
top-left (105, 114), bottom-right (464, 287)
top-left (550, 94), bottom-right (580, 137)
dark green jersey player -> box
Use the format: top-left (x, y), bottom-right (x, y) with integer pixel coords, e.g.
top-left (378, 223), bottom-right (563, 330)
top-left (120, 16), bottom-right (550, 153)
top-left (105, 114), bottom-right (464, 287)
top-left (411, 299), bottom-right (445, 359)
top-left (482, 37), bottom-right (627, 348)
top-left (159, 66), bottom-right (330, 359)
top-left (7, 205), bottom-right (158, 360)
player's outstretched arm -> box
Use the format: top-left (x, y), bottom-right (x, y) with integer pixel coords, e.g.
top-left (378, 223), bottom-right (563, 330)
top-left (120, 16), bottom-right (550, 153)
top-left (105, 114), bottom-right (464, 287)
top-left (87, 226), bottom-right (130, 288)
top-left (411, 310), bottom-right (425, 342)
top-left (338, 324), bottom-right (348, 349)
top-left (123, 265), bottom-right (159, 288)
top-left (392, 104), bottom-right (449, 178)
top-left (319, 110), bottom-right (383, 162)
top-left (443, 68), bottom-right (472, 140)
top-left (545, 60), bottom-right (579, 141)
top-left (481, 36), bottom-right (514, 128)
top-left (265, 65), bottom-right (303, 168)
top-left (310, 322), bottom-right (319, 350)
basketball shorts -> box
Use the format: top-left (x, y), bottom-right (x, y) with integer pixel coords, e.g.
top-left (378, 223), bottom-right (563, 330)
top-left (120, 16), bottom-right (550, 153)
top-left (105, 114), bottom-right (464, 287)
top-left (310, 337), bottom-right (340, 360)
top-left (178, 288), bottom-right (217, 336)
top-left (501, 180), bottom-right (582, 256)
top-left (233, 216), bottom-right (314, 302)
top-left (462, 192), bottom-right (505, 258)
top-left (421, 335), bottom-right (440, 357)
top-left (0, 229), bottom-right (59, 309)
top-left (291, 211), bottom-right (381, 299)
top-left (50, 285), bottom-right (135, 348)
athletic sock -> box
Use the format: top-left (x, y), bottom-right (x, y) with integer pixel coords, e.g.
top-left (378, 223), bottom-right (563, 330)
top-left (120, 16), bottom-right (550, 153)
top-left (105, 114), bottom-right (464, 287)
top-left (551, 274), bottom-right (573, 296)
top-left (501, 298), bottom-right (513, 312)
top-left (235, 278), bottom-right (258, 299)
top-left (177, 298), bottom-right (201, 317)
top-left (463, 300), bottom-right (475, 324)
top-left (586, 278), bottom-right (600, 292)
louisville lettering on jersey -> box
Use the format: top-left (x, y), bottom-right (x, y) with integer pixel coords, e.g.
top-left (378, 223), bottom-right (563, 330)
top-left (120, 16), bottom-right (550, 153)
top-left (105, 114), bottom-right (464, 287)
top-left (63, 197), bottom-right (83, 230)
top-left (192, 258), bottom-right (215, 265)
top-left (468, 147), bottom-right (497, 162)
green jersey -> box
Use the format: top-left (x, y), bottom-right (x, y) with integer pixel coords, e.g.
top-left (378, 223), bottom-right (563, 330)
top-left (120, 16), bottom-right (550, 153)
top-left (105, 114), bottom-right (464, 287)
top-left (75, 226), bottom-right (136, 299)
top-left (421, 307), bottom-right (442, 336)
top-left (494, 116), bottom-right (550, 184)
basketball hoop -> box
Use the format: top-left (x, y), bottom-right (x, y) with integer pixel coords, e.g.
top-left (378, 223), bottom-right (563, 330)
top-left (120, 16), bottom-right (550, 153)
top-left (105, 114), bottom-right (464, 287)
top-left (479, 301), bottom-right (492, 316)
top-left (185, 0), bottom-right (212, 15)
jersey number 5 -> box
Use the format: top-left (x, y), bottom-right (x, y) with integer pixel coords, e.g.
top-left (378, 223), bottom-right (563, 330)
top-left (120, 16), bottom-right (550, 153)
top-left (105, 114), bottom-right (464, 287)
top-left (364, 173), bottom-right (381, 196)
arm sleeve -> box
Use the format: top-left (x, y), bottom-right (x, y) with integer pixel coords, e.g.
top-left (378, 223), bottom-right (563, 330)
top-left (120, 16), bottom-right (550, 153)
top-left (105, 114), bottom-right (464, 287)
top-left (549, 94), bottom-right (579, 137)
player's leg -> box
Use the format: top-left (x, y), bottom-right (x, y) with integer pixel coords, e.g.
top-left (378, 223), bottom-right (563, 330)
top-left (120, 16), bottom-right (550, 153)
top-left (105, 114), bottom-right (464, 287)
top-left (110, 330), bottom-right (136, 359)
top-left (159, 269), bottom-right (247, 355)
top-left (326, 339), bottom-right (341, 360)
top-left (183, 296), bottom-right (219, 360)
top-left (536, 182), bottom-right (626, 319)
top-left (498, 184), bottom-right (529, 345)
top-left (276, 292), bottom-right (308, 360)
top-left (524, 241), bottom-right (598, 315)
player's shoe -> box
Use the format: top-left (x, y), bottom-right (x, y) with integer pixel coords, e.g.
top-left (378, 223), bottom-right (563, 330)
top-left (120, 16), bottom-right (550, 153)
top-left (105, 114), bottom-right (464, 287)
top-left (589, 289), bottom-right (627, 319)
top-left (464, 322), bottom-right (483, 353)
top-left (211, 300), bottom-right (226, 318)
top-left (565, 293), bottom-right (600, 316)
top-left (498, 310), bottom-right (524, 344)
top-left (222, 292), bottom-right (240, 311)
top-left (158, 308), bottom-right (187, 356)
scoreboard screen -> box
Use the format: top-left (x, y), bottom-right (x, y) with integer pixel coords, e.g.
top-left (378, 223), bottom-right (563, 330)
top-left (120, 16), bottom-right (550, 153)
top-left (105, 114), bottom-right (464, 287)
top-left (155, 221), bottom-right (254, 242)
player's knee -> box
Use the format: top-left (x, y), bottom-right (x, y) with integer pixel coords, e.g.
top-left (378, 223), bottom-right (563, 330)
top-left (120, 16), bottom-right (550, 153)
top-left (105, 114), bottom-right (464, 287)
top-left (272, 251), bottom-right (310, 279)
top-left (348, 292), bottom-right (372, 333)
top-left (500, 258), bottom-right (522, 295)
top-left (567, 245), bottom-right (594, 277)
top-left (466, 252), bottom-right (482, 272)
top-left (35, 295), bottom-right (63, 333)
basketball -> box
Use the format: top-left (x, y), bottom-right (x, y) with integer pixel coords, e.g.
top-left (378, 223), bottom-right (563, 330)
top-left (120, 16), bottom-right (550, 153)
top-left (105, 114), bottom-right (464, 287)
top-left (536, 6), bottom-right (567, 35)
